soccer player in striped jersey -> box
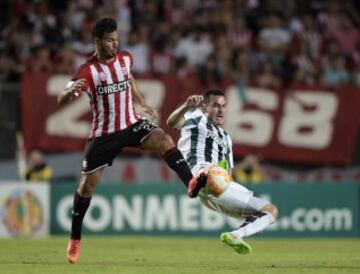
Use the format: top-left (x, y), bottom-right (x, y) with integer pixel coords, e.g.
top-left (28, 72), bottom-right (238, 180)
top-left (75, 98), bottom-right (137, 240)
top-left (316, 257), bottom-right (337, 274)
top-left (167, 90), bottom-right (278, 254)
top-left (58, 18), bottom-right (206, 264)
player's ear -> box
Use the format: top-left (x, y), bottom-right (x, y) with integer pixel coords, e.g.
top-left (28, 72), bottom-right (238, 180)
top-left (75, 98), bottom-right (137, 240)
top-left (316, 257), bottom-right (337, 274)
top-left (93, 37), bottom-right (101, 45)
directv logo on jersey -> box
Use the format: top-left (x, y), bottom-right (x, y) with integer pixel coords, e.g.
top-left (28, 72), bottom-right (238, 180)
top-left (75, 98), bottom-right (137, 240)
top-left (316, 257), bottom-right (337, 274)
top-left (96, 80), bottom-right (130, 95)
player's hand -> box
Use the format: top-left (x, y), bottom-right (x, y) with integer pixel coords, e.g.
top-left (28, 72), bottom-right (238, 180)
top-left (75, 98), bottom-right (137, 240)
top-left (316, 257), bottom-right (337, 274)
top-left (185, 95), bottom-right (203, 108)
top-left (142, 104), bottom-right (158, 119)
top-left (68, 79), bottom-right (86, 97)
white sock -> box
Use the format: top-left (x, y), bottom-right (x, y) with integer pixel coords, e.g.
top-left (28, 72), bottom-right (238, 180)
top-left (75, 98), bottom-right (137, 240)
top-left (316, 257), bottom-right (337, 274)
top-left (231, 212), bottom-right (275, 239)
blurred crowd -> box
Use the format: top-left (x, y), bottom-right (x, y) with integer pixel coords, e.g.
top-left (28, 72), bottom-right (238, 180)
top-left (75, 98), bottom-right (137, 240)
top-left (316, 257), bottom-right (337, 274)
top-left (0, 0), bottom-right (359, 88)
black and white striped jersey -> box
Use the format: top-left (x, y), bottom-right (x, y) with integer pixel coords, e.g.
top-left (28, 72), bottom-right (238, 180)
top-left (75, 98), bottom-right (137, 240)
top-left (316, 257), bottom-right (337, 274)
top-left (178, 108), bottom-right (234, 169)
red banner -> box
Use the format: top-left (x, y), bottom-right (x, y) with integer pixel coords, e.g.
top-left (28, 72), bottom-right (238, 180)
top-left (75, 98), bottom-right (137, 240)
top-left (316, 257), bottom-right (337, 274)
top-left (21, 72), bottom-right (360, 165)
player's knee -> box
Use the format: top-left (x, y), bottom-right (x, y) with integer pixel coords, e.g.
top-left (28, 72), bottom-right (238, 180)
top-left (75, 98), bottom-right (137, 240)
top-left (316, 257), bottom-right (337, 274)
top-left (158, 132), bottom-right (175, 151)
top-left (78, 184), bottom-right (92, 197)
top-left (262, 203), bottom-right (279, 220)
top-left (78, 176), bottom-right (98, 197)
top-left (269, 204), bottom-right (279, 219)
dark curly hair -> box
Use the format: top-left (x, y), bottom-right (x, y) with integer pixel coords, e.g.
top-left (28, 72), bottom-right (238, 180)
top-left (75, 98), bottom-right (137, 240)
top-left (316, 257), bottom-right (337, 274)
top-left (91, 18), bottom-right (117, 39)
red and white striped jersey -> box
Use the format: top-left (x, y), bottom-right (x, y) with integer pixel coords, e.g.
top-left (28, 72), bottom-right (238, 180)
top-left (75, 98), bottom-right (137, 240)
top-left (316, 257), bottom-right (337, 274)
top-left (71, 51), bottom-right (140, 138)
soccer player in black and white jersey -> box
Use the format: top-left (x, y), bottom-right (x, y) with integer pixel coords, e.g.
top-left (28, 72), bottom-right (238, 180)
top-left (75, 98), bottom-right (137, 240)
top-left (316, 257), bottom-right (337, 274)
top-left (58, 18), bottom-right (206, 264)
top-left (167, 90), bottom-right (278, 254)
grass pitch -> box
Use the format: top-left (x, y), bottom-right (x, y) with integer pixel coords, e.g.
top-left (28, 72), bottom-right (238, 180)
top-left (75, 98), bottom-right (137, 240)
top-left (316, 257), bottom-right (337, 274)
top-left (0, 236), bottom-right (359, 274)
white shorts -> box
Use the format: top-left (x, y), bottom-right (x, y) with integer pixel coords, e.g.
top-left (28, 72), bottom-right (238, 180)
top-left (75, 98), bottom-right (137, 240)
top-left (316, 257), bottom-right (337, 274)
top-left (192, 162), bottom-right (269, 220)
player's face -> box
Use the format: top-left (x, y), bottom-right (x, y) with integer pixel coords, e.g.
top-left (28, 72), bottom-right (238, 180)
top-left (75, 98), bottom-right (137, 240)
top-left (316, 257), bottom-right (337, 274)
top-left (204, 95), bottom-right (227, 126)
top-left (97, 31), bottom-right (119, 59)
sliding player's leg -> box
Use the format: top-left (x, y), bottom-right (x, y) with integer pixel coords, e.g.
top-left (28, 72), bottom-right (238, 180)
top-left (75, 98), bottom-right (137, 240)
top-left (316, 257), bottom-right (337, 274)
top-left (221, 190), bottom-right (278, 254)
top-left (220, 200), bottom-right (278, 254)
top-left (198, 181), bottom-right (278, 254)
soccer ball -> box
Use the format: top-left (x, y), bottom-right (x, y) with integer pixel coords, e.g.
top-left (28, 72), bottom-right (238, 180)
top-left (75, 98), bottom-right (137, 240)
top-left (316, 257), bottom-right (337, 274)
top-left (204, 165), bottom-right (230, 197)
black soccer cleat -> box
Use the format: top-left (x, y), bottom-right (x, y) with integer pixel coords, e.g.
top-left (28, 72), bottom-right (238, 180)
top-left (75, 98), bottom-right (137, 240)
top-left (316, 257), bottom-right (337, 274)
top-left (187, 171), bottom-right (208, 198)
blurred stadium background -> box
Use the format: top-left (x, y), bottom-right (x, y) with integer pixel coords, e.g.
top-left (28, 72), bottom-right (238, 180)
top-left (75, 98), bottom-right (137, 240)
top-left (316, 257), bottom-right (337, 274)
top-left (0, 0), bottom-right (360, 272)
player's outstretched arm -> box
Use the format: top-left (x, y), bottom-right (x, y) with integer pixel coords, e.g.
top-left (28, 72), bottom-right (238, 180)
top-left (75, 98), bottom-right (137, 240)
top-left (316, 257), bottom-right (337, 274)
top-left (57, 79), bottom-right (85, 105)
top-left (167, 95), bottom-right (203, 129)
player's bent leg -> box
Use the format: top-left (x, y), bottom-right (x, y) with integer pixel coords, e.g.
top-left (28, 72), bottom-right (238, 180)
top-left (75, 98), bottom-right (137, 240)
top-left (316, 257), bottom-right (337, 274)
top-left (140, 128), bottom-right (207, 193)
top-left (210, 184), bottom-right (277, 253)
top-left (220, 232), bottom-right (252, 255)
top-left (67, 169), bottom-right (103, 264)
top-left (228, 200), bottom-right (277, 241)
